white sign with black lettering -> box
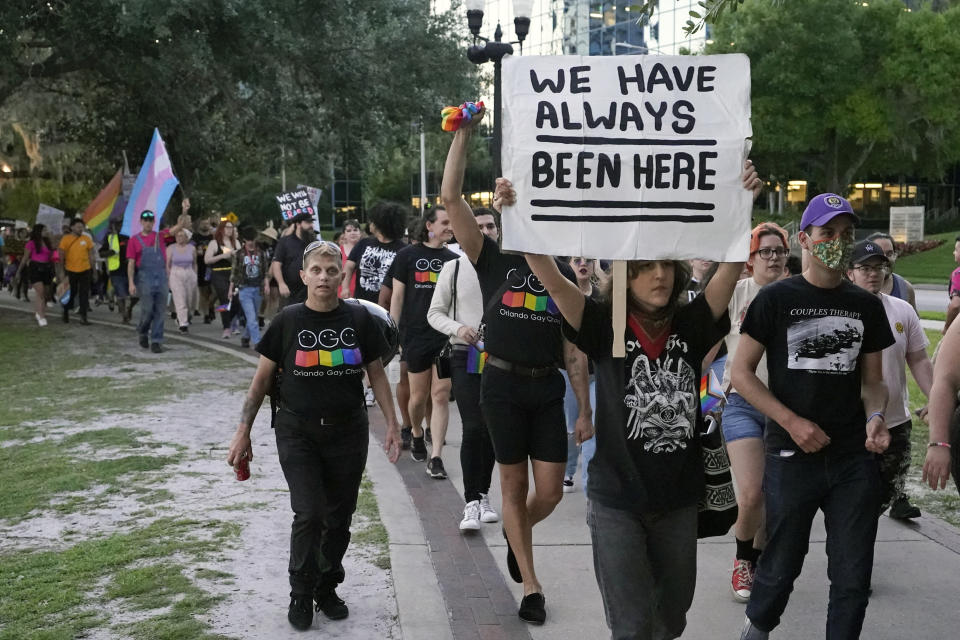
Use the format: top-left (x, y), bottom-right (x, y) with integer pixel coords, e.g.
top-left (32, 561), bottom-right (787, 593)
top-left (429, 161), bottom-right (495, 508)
top-left (889, 206), bottom-right (924, 244)
top-left (501, 54), bottom-right (753, 261)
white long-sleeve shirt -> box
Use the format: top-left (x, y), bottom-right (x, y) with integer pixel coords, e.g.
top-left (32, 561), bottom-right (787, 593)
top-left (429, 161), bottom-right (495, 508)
top-left (427, 255), bottom-right (483, 345)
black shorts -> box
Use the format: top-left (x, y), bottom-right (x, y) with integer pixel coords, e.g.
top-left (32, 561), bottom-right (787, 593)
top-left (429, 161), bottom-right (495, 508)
top-left (480, 363), bottom-right (566, 464)
top-left (28, 262), bottom-right (54, 286)
top-left (402, 338), bottom-right (445, 374)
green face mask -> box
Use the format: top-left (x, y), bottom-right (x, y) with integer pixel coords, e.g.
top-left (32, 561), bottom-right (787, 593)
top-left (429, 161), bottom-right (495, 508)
top-left (810, 235), bottom-right (854, 271)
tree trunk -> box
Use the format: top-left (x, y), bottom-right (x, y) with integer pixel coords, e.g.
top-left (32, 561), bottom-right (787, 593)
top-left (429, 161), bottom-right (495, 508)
top-left (839, 141), bottom-right (877, 196)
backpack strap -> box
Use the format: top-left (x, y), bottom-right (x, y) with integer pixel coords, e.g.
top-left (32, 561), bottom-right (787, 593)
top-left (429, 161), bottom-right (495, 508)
top-left (269, 303), bottom-right (302, 427)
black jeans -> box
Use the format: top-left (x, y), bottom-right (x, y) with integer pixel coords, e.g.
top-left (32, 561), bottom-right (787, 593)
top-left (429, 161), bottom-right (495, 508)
top-left (210, 269), bottom-right (233, 329)
top-left (274, 409), bottom-right (369, 596)
top-left (451, 350), bottom-right (496, 502)
top-left (746, 449), bottom-right (880, 638)
top-left (66, 269), bottom-right (91, 318)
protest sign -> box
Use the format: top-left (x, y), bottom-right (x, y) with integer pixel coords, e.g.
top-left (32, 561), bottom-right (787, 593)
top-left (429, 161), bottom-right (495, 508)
top-left (501, 54), bottom-right (753, 261)
top-left (296, 184), bottom-right (323, 231)
top-left (36, 204), bottom-right (65, 235)
top-left (889, 206), bottom-right (924, 244)
top-left (275, 189), bottom-right (318, 229)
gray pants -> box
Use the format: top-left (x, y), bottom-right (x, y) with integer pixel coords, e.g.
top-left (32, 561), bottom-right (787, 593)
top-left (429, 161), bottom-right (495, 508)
top-left (587, 500), bottom-right (698, 640)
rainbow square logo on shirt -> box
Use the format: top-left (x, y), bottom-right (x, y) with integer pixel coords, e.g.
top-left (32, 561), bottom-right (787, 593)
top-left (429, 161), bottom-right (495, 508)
top-left (295, 348), bottom-right (362, 368)
top-left (501, 291), bottom-right (559, 315)
top-left (415, 271), bottom-right (438, 283)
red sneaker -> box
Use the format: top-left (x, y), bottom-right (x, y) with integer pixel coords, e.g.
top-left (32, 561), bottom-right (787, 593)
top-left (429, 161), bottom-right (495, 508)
top-left (731, 559), bottom-right (755, 603)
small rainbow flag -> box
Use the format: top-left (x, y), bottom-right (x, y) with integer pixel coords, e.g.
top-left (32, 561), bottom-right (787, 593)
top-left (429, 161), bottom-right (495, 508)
top-left (466, 345), bottom-right (487, 374)
top-left (82, 170), bottom-right (123, 242)
top-left (700, 369), bottom-right (725, 414)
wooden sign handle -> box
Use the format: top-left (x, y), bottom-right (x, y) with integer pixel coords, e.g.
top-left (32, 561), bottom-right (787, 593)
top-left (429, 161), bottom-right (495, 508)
top-left (612, 261), bottom-right (626, 358)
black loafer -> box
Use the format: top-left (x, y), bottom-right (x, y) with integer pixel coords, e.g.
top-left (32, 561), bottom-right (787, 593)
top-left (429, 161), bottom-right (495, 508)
top-left (518, 592), bottom-right (546, 625)
top-left (503, 528), bottom-right (523, 583)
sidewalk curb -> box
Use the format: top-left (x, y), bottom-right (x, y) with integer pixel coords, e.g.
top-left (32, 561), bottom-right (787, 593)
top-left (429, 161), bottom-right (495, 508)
top-left (0, 300), bottom-right (453, 640)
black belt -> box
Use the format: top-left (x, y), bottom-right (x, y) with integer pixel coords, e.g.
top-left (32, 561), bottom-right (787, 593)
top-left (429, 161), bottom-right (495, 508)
top-left (279, 404), bottom-right (366, 426)
top-left (485, 355), bottom-right (555, 378)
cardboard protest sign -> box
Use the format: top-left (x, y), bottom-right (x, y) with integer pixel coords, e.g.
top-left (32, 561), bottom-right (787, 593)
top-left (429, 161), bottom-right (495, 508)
top-left (296, 184), bottom-right (323, 231)
top-left (275, 189), bottom-right (317, 229)
top-left (36, 204), bottom-right (65, 235)
top-left (501, 54), bottom-right (752, 261)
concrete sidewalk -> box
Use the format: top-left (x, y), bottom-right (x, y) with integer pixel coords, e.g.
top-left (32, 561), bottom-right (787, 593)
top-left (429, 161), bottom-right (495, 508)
top-left (6, 292), bottom-right (960, 639)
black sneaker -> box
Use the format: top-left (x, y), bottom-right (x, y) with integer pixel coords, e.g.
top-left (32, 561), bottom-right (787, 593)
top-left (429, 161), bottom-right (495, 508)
top-left (503, 527), bottom-right (523, 583)
top-left (518, 592), bottom-right (546, 625)
top-left (426, 457), bottom-right (447, 479)
top-left (400, 426), bottom-right (412, 450)
top-left (425, 427), bottom-right (432, 444)
top-left (240, 337), bottom-right (250, 348)
top-left (314, 589), bottom-right (349, 620)
top-left (150, 343), bottom-right (163, 354)
top-left (139, 334), bottom-right (149, 349)
top-left (411, 436), bottom-right (428, 462)
top-left (287, 595), bottom-right (313, 630)
top-left (179, 325), bottom-right (188, 333)
top-left (889, 497), bottom-right (922, 520)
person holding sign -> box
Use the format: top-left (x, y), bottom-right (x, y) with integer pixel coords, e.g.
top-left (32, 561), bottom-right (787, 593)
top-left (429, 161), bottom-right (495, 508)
top-left (441, 108), bottom-right (593, 626)
top-left (520, 162), bottom-right (757, 640)
top-left (732, 194), bottom-right (894, 640)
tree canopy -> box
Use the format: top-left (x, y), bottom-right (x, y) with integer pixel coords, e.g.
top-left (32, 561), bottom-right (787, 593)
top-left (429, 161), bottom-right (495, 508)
top-left (0, 0), bottom-right (481, 224)
top-left (706, 0), bottom-right (960, 194)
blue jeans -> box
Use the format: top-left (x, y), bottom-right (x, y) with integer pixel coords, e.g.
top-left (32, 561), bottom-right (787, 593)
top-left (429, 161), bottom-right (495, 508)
top-left (136, 273), bottom-right (167, 344)
top-left (746, 449), bottom-right (881, 638)
top-left (561, 369), bottom-right (597, 487)
top-left (238, 286), bottom-right (263, 345)
top-left (587, 500), bottom-right (697, 640)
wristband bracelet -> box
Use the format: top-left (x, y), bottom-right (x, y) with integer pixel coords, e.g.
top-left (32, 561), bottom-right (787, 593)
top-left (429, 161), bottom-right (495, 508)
top-left (867, 411), bottom-right (884, 423)
top-left (928, 442), bottom-right (952, 449)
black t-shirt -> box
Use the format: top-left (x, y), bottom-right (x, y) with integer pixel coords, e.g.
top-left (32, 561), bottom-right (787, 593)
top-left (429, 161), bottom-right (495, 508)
top-left (348, 237), bottom-right (406, 303)
top-left (473, 235), bottom-right (576, 368)
top-left (392, 244), bottom-right (458, 347)
top-left (273, 234), bottom-right (308, 296)
top-left (257, 301), bottom-right (390, 416)
top-left (740, 276), bottom-right (894, 455)
top-left (193, 232), bottom-right (212, 283)
top-left (566, 294), bottom-right (728, 513)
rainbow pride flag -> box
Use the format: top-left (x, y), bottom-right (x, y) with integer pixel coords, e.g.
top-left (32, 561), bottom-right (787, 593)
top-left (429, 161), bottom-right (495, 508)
top-left (466, 345), bottom-right (487, 374)
top-left (121, 128), bottom-right (180, 237)
top-left (700, 369), bottom-right (725, 414)
top-left (81, 170), bottom-right (123, 242)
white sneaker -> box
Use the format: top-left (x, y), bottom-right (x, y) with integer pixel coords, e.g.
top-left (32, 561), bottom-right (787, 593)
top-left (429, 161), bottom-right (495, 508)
top-left (364, 387), bottom-right (376, 407)
top-left (460, 501), bottom-right (481, 531)
top-left (562, 476), bottom-right (576, 493)
top-left (479, 493), bottom-right (499, 523)
top-left (36, 313), bottom-right (48, 327)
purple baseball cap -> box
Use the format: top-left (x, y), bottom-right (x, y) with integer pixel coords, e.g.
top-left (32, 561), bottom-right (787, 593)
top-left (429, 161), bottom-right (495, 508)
top-left (799, 193), bottom-right (859, 231)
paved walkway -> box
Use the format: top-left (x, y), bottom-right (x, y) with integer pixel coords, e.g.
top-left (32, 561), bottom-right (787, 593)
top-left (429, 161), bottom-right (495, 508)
top-left (5, 293), bottom-right (960, 639)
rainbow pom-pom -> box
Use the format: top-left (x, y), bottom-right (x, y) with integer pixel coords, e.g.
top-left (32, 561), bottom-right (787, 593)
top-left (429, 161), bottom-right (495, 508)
top-left (441, 101), bottom-right (484, 132)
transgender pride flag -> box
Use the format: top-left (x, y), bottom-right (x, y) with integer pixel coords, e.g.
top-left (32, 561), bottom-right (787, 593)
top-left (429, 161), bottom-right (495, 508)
top-left (121, 128), bottom-right (179, 236)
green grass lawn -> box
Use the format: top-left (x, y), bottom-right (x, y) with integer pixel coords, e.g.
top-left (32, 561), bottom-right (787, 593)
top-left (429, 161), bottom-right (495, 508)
top-left (894, 231), bottom-right (957, 285)
top-left (905, 329), bottom-right (960, 526)
top-left (919, 310), bottom-right (946, 322)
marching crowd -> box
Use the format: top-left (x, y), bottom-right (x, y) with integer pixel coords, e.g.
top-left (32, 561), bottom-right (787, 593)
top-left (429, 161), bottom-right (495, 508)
top-left (6, 111), bottom-right (960, 640)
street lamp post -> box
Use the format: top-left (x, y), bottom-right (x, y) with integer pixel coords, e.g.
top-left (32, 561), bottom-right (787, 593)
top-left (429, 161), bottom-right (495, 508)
top-left (464, 0), bottom-right (532, 177)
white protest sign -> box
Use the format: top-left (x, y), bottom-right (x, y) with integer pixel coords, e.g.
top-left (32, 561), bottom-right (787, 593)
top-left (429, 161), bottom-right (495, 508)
top-left (889, 206), bottom-right (924, 244)
top-left (501, 54), bottom-right (753, 261)
top-left (36, 203), bottom-right (65, 235)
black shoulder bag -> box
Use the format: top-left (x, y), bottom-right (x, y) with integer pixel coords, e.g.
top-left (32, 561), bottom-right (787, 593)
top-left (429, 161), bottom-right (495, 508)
top-left (434, 259), bottom-right (459, 379)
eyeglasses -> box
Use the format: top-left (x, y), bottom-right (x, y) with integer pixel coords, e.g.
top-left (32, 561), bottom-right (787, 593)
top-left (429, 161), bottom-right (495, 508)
top-left (754, 247), bottom-right (789, 260)
top-left (853, 264), bottom-right (890, 275)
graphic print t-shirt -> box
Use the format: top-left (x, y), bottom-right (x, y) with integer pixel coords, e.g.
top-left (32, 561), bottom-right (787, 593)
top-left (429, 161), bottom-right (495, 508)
top-left (566, 294), bottom-right (729, 513)
top-left (473, 235), bottom-right (575, 368)
top-left (392, 244), bottom-right (458, 347)
top-left (233, 249), bottom-right (266, 288)
top-left (348, 237), bottom-right (406, 303)
top-left (740, 276), bottom-right (894, 454)
top-left (257, 301), bottom-right (390, 416)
